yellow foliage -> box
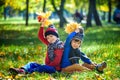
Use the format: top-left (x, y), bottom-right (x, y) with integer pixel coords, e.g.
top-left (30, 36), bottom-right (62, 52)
top-left (65, 22), bottom-right (81, 34)
top-left (37, 11), bottom-right (52, 26)
top-left (93, 51), bottom-right (97, 55)
top-left (18, 56), bottom-right (22, 60)
top-left (59, 77), bottom-right (66, 80)
top-left (72, 75), bottom-right (78, 80)
top-left (45, 75), bottom-right (56, 80)
top-left (5, 75), bottom-right (13, 79)
top-left (8, 61), bottom-right (13, 67)
top-left (36, 11), bottom-right (51, 19)
top-left (105, 71), bottom-right (112, 75)
top-left (95, 73), bottom-right (104, 80)
top-left (0, 52), bottom-right (5, 56)
top-left (99, 5), bottom-right (109, 12)
top-left (103, 53), bottom-right (108, 58)
top-left (0, 72), bottom-right (4, 77)
top-left (35, 0), bottom-right (40, 3)
top-left (44, 20), bottom-right (52, 26)
top-left (37, 46), bottom-right (42, 50)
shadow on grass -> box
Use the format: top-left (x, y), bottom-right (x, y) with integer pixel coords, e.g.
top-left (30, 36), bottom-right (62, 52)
top-left (0, 26), bottom-right (41, 46)
top-left (0, 38), bottom-right (41, 46)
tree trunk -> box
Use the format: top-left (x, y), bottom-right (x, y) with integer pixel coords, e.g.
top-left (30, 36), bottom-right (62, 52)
top-left (43, 0), bottom-right (46, 12)
top-left (86, 0), bottom-right (92, 27)
top-left (93, 0), bottom-right (102, 26)
top-left (4, 7), bottom-right (7, 20)
top-left (57, 10), bottom-right (67, 28)
top-left (86, 0), bottom-right (102, 27)
top-left (108, 0), bottom-right (112, 23)
top-left (51, 0), bottom-right (67, 28)
top-left (26, 0), bottom-right (29, 26)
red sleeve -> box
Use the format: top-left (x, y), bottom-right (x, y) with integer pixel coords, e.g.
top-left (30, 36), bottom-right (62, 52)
top-left (48, 49), bottom-right (64, 66)
top-left (38, 26), bottom-right (49, 45)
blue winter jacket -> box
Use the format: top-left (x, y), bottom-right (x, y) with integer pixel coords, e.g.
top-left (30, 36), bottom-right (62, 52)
top-left (61, 32), bottom-right (92, 68)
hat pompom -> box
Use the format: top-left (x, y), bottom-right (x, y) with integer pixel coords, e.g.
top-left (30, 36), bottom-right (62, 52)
top-left (65, 22), bottom-right (82, 34)
top-left (48, 24), bottom-right (56, 29)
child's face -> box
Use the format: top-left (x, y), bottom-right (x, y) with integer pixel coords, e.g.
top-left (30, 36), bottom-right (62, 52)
top-left (46, 34), bottom-right (57, 43)
top-left (71, 39), bottom-right (81, 49)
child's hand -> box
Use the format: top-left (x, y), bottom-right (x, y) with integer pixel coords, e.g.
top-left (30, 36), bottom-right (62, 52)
top-left (41, 18), bottom-right (47, 27)
top-left (75, 28), bottom-right (80, 33)
top-left (37, 15), bottom-right (42, 22)
top-left (75, 28), bottom-right (84, 34)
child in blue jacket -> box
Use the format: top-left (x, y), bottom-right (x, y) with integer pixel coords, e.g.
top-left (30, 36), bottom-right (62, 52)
top-left (61, 27), bottom-right (107, 73)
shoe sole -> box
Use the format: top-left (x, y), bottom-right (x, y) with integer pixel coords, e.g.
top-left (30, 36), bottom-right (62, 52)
top-left (9, 68), bottom-right (18, 75)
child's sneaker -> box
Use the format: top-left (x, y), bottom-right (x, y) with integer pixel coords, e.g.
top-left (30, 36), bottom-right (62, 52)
top-left (9, 68), bottom-right (26, 75)
top-left (96, 62), bottom-right (107, 73)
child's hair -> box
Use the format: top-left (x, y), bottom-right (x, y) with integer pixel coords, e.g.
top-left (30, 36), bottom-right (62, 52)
top-left (71, 38), bottom-right (81, 48)
top-left (72, 38), bottom-right (81, 42)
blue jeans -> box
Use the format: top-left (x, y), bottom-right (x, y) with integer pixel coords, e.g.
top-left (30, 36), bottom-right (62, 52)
top-left (22, 62), bottom-right (56, 74)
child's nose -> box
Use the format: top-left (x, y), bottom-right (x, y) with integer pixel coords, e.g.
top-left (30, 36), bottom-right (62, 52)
top-left (75, 43), bottom-right (78, 46)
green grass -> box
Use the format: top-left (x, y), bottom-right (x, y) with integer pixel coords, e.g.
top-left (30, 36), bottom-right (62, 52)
top-left (0, 23), bottom-right (120, 80)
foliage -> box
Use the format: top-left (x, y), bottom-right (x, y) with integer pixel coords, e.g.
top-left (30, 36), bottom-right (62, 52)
top-left (65, 22), bottom-right (81, 34)
top-left (0, 0), bottom-right (119, 15)
top-left (97, 0), bottom-right (120, 12)
top-left (0, 22), bottom-right (120, 79)
top-left (99, 5), bottom-right (109, 12)
top-left (3, 0), bottom-right (43, 13)
top-left (37, 11), bottom-right (52, 26)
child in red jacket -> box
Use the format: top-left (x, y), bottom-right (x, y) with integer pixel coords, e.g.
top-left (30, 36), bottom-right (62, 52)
top-left (9, 20), bottom-right (64, 75)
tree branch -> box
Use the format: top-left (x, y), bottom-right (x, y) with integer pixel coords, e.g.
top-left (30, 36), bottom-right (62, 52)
top-left (51, 0), bottom-right (58, 12)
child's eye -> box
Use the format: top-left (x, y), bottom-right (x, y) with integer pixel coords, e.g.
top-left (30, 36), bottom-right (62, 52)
top-left (50, 35), bottom-right (53, 37)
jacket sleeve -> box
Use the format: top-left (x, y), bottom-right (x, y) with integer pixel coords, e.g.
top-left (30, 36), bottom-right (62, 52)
top-left (80, 52), bottom-right (92, 64)
top-left (48, 49), bottom-right (64, 66)
top-left (65, 32), bottom-right (76, 47)
top-left (45, 52), bottom-right (50, 65)
top-left (38, 26), bottom-right (49, 45)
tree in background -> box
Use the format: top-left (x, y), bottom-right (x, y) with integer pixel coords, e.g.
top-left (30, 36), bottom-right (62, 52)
top-left (26, 0), bottom-right (29, 26)
top-left (0, 0), bottom-right (6, 20)
top-left (86, 0), bottom-right (102, 27)
top-left (51, 0), bottom-right (67, 28)
top-left (1, 0), bottom-right (120, 27)
top-left (108, 0), bottom-right (112, 23)
top-left (43, 0), bottom-right (46, 12)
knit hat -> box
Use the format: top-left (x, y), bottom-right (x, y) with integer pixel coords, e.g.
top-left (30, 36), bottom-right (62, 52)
top-left (72, 28), bottom-right (84, 41)
top-left (45, 24), bottom-right (59, 38)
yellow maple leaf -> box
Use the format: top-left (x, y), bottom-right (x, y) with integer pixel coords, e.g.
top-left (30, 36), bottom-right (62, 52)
top-left (65, 22), bottom-right (81, 34)
top-left (44, 20), bottom-right (52, 26)
top-left (37, 11), bottom-right (52, 26)
top-left (95, 73), bottom-right (104, 80)
top-left (36, 11), bottom-right (51, 19)
top-left (72, 75), bottom-right (78, 80)
top-left (105, 71), bottom-right (112, 75)
top-left (18, 56), bottom-right (22, 60)
top-left (0, 52), bottom-right (5, 56)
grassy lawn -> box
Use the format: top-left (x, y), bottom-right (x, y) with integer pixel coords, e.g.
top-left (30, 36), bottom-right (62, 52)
top-left (0, 23), bottom-right (120, 80)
